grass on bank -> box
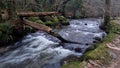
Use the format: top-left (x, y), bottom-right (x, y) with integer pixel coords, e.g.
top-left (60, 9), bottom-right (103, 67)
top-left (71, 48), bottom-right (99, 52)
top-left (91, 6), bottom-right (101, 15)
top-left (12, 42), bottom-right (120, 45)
top-left (61, 20), bottom-right (120, 68)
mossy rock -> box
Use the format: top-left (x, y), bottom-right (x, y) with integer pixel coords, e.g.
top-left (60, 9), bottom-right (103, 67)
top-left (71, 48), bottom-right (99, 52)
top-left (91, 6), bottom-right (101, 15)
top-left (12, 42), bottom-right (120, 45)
top-left (44, 16), bottom-right (52, 21)
top-left (61, 20), bottom-right (69, 25)
top-left (35, 20), bottom-right (45, 25)
top-left (52, 16), bottom-right (59, 24)
top-left (45, 21), bottom-right (54, 26)
top-left (28, 17), bottom-right (40, 22)
top-left (58, 16), bottom-right (69, 25)
top-left (58, 16), bottom-right (67, 21)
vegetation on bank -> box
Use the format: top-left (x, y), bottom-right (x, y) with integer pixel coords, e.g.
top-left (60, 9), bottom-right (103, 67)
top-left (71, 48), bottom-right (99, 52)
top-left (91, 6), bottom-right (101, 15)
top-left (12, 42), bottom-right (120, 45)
top-left (27, 16), bottom-right (69, 26)
top-left (61, 20), bottom-right (120, 68)
top-left (0, 15), bottom-right (68, 46)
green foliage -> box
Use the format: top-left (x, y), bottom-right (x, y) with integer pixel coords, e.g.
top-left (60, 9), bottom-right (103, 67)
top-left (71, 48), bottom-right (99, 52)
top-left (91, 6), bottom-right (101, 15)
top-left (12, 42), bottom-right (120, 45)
top-left (0, 22), bottom-right (14, 45)
top-left (61, 61), bottom-right (83, 68)
top-left (0, 22), bottom-right (13, 34)
top-left (106, 20), bottom-right (120, 33)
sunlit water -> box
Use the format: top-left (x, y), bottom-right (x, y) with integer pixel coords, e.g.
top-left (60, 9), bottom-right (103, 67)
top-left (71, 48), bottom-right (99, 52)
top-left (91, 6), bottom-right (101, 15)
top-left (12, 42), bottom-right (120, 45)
top-left (0, 19), bottom-right (106, 68)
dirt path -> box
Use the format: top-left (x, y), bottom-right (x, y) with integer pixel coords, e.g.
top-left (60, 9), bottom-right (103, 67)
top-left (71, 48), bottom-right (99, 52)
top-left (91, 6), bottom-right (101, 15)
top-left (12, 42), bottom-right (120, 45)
top-left (107, 19), bottom-right (120, 68)
top-left (107, 35), bottom-right (120, 68)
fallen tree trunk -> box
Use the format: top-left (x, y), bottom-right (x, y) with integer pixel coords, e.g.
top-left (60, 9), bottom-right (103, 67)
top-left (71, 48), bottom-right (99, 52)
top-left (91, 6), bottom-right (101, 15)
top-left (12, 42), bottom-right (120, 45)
top-left (23, 18), bottom-right (52, 33)
top-left (22, 18), bottom-right (82, 44)
top-left (17, 12), bottom-right (59, 17)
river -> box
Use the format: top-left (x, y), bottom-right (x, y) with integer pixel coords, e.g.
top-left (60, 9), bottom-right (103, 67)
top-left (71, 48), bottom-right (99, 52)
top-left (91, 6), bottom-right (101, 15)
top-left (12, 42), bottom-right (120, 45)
top-left (0, 18), bottom-right (106, 68)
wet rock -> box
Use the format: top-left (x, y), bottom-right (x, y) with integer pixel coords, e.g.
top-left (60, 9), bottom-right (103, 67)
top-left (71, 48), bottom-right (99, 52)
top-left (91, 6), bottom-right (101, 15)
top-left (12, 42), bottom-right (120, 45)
top-left (94, 37), bottom-right (101, 41)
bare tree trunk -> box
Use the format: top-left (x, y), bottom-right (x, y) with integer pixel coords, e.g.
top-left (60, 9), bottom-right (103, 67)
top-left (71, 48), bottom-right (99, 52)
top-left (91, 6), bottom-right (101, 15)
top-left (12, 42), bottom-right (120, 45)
top-left (104, 0), bottom-right (111, 25)
top-left (23, 18), bottom-right (52, 33)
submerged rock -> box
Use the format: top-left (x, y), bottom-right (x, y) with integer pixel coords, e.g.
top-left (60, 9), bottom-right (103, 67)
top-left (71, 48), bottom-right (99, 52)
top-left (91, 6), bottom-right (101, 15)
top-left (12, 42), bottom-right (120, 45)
top-left (59, 19), bottom-right (106, 45)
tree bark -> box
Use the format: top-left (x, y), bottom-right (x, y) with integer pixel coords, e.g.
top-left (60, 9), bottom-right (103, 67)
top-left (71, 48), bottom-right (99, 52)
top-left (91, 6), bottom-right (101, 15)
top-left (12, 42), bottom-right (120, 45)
top-left (23, 18), bottom-right (52, 33)
top-left (17, 12), bottom-right (59, 17)
top-left (104, 0), bottom-right (111, 24)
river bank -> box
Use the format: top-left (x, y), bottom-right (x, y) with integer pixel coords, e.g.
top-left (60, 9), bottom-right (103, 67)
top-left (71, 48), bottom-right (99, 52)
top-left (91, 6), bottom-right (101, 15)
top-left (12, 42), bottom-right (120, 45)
top-left (61, 20), bottom-right (120, 68)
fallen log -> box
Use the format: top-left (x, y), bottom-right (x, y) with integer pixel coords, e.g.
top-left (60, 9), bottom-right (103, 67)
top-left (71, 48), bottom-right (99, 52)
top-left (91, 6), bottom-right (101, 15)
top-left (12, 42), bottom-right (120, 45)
top-left (22, 18), bottom-right (82, 44)
top-left (17, 12), bottom-right (59, 17)
top-left (23, 18), bottom-right (52, 33)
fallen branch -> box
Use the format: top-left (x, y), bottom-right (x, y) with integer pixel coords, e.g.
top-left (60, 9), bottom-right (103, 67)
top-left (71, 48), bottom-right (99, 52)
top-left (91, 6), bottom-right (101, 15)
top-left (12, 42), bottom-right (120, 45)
top-left (23, 18), bottom-right (52, 33)
top-left (22, 18), bottom-right (82, 44)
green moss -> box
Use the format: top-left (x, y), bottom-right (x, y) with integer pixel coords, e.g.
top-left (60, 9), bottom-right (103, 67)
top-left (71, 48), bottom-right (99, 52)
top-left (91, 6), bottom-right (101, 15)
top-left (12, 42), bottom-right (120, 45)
top-left (61, 61), bottom-right (84, 68)
top-left (44, 16), bottom-right (52, 21)
top-left (35, 20), bottom-right (45, 25)
top-left (58, 16), bottom-right (69, 25)
top-left (28, 17), bottom-right (40, 22)
top-left (52, 16), bottom-right (59, 23)
top-left (59, 16), bottom-right (67, 21)
top-left (45, 21), bottom-right (54, 26)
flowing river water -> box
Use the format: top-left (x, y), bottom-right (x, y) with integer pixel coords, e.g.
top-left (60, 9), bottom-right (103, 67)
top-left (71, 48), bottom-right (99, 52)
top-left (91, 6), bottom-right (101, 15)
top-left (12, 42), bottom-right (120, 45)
top-left (0, 18), bottom-right (106, 68)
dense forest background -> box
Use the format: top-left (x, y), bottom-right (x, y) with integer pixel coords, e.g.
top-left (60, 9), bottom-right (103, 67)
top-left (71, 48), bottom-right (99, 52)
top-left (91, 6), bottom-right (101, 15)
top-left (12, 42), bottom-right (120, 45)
top-left (1, 0), bottom-right (120, 19)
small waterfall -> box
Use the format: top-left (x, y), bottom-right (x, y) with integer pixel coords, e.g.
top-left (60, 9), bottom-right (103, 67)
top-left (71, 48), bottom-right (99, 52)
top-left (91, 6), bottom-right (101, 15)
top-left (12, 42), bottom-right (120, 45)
top-left (0, 18), bottom-right (106, 68)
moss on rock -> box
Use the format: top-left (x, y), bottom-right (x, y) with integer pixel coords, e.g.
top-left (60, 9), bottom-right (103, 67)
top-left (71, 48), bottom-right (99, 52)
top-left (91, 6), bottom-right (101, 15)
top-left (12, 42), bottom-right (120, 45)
top-left (58, 16), bottom-right (69, 25)
top-left (44, 16), bottom-right (53, 21)
top-left (45, 21), bottom-right (54, 26)
top-left (35, 20), bottom-right (45, 25)
top-left (28, 17), bottom-right (40, 22)
top-left (52, 16), bottom-right (59, 23)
